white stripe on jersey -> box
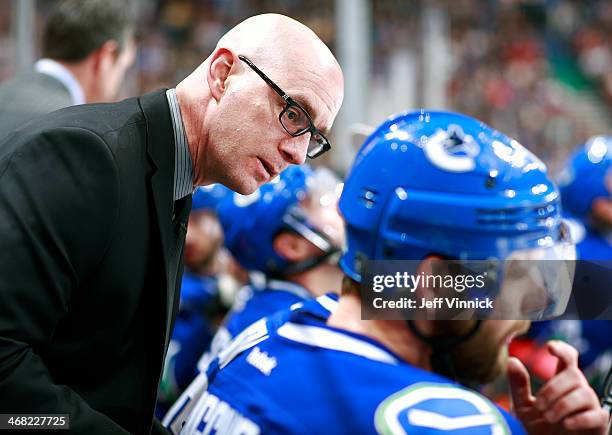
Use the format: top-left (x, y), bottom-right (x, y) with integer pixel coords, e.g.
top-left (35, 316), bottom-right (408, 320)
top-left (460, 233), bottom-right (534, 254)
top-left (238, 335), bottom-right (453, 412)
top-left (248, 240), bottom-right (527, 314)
top-left (277, 322), bottom-right (397, 365)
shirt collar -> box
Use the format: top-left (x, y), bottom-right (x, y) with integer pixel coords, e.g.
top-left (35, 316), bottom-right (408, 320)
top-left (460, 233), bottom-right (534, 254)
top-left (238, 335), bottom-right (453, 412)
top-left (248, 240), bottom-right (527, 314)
top-left (248, 272), bottom-right (312, 300)
top-left (34, 58), bottom-right (85, 105)
top-left (166, 88), bottom-right (194, 200)
top-left (276, 321), bottom-right (399, 365)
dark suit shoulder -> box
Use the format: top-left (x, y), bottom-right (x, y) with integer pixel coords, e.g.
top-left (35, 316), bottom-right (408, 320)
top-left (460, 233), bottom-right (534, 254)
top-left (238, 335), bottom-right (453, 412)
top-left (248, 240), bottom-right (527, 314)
top-left (0, 95), bottom-right (147, 158)
top-left (0, 122), bottom-right (115, 164)
top-left (27, 96), bottom-right (145, 138)
top-left (0, 122), bottom-right (121, 277)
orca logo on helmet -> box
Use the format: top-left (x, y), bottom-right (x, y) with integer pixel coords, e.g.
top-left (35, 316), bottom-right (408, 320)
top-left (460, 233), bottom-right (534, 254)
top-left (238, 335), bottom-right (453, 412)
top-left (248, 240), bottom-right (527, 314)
top-left (423, 124), bottom-right (480, 173)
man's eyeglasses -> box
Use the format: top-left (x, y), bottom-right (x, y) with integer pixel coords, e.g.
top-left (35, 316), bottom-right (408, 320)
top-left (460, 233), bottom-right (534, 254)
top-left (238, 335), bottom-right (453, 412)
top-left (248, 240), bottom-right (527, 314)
top-left (238, 55), bottom-right (331, 159)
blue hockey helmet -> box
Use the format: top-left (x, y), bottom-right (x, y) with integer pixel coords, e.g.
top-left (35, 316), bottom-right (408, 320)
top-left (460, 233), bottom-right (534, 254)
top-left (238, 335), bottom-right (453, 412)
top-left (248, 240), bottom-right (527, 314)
top-left (217, 165), bottom-right (343, 276)
top-left (558, 135), bottom-right (612, 219)
top-left (192, 184), bottom-right (232, 212)
top-left (339, 110), bottom-right (572, 284)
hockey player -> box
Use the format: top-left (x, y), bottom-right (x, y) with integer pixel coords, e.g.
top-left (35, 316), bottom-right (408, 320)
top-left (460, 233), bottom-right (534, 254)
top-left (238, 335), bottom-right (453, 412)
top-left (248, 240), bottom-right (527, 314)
top-left (166, 111), bottom-right (608, 434)
top-left (517, 136), bottom-right (612, 395)
top-left (194, 164), bottom-right (344, 363)
top-left (559, 135), bottom-right (612, 261)
top-left (162, 166), bottom-right (343, 425)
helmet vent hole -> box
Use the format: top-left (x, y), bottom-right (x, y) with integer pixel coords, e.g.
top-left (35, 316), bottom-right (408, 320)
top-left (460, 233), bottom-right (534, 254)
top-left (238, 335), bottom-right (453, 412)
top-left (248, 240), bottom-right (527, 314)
top-left (360, 188), bottom-right (378, 208)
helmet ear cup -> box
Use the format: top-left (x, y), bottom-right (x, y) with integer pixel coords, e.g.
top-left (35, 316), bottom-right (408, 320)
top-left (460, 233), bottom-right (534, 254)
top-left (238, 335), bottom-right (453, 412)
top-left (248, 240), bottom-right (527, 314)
top-left (192, 184), bottom-right (232, 212)
top-left (339, 110), bottom-right (562, 282)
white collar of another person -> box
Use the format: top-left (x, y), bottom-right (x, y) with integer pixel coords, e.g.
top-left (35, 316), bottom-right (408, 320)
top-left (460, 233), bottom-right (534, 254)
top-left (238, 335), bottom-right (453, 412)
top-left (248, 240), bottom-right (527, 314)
top-left (35, 58), bottom-right (85, 105)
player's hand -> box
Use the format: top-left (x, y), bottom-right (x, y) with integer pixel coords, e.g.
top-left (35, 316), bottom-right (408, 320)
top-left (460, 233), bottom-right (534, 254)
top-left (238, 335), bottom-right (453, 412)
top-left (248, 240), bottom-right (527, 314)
top-left (507, 340), bottom-right (608, 434)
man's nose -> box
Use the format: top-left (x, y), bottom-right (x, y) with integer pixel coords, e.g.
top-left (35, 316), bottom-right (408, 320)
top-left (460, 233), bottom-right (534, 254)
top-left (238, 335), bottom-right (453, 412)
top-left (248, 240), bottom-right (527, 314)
top-left (279, 133), bottom-right (310, 165)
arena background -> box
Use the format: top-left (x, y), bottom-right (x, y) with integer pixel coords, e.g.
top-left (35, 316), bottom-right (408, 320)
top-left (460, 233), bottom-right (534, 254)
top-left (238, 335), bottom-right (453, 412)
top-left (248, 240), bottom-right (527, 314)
top-left (1, 0), bottom-right (611, 173)
top-left (1, 0), bottom-right (611, 423)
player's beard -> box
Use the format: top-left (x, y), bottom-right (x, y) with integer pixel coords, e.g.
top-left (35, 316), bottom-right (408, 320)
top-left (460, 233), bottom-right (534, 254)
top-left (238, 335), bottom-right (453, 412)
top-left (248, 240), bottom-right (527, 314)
top-left (435, 320), bottom-right (530, 384)
top-left (451, 336), bottom-right (508, 384)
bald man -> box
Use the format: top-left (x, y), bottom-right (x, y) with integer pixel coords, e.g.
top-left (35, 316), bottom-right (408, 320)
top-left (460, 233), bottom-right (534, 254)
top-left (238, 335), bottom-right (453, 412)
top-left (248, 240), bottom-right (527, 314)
top-left (0, 14), bottom-right (343, 435)
top-left (177, 16), bottom-right (343, 193)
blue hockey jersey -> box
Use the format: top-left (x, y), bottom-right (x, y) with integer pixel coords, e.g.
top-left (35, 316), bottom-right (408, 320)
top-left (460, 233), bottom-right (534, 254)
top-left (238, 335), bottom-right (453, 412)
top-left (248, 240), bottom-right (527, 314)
top-left (225, 279), bottom-right (312, 336)
top-left (196, 278), bottom-right (325, 373)
top-left (165, 304), bottom-right (525, 434)
top-left (164, 293), bottom-right (338, 431)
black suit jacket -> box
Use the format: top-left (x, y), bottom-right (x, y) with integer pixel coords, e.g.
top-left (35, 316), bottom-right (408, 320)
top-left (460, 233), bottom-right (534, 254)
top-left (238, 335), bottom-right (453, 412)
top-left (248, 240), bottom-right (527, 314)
top-left (0, 90), bottom-right (190, 434)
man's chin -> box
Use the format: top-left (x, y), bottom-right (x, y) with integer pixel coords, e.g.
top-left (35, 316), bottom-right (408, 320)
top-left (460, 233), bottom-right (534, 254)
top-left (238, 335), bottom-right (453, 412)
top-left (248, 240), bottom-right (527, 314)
top-left (224, 176), bottom-right (260, 195)
top-left (237, 182), bottom-right (260, 195)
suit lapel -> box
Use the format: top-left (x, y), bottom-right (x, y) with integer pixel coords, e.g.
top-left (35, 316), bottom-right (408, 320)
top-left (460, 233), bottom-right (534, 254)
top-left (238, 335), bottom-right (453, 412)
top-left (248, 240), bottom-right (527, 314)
top-left (139, 89), bottom-right (181, 348)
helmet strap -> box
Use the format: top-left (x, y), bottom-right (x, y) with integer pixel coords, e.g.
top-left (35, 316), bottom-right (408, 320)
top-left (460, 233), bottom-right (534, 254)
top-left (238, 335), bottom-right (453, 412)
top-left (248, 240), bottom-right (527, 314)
top-left (278, 248), bottom-right (341, 277)
top-left (406, 319), bottom-right (482, 381)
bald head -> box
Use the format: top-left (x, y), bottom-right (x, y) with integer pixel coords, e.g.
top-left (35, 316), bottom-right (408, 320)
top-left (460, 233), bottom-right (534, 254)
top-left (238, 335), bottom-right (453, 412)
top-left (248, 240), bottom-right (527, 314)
top-left (217, 14), bottom-right (327, 59)
top-left (176, 14), bottom-right (344, 194)
top-left (216, 14), bottom-right (342, 100)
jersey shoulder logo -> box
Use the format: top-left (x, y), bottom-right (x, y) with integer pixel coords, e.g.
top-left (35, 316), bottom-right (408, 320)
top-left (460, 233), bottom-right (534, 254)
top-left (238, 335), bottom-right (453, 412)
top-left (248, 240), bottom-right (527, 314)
top-left (246, 346), bottom-right (277, 375)
top-left (218, 318), bottom-right (270, 370)
top-left (374, 382), bottom-right (510, 435)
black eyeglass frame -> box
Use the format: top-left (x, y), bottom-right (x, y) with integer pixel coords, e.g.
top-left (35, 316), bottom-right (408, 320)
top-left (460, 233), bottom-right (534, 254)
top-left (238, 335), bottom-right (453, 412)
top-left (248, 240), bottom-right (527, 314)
top-left (238, 54), bottom-right (331, 159)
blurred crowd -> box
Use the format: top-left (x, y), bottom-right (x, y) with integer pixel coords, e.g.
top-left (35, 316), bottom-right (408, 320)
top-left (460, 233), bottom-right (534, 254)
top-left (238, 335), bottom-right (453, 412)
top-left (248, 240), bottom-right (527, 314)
top-left (0, 1), bottom-right (610, 431)
top-left (1, 0), bottom-right (610, 170)
top-left (122, 0), bottom-right (612, 171)
top-left (556, 0), bottom-right (612, 104)
top-left (448, 0), bottom-right (612, 170)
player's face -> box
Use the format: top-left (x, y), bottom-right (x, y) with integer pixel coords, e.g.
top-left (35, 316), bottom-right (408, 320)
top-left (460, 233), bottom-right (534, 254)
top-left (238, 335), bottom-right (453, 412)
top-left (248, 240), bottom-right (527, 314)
top-left (445, 320), bottom-right (530, 384)
top-left (206, 60), bottom-right (340, 195)
top-left (299, 191), bottom-right (345, 293)
top-left (184, 211), bottom-right (223, 272)
top-left (591, 171), bottom-right (612, 227)
top-left (301, 189), bottom-right (345, 251)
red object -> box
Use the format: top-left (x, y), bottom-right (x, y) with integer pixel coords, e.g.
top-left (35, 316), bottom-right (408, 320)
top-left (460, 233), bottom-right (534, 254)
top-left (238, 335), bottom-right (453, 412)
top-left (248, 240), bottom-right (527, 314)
top-left (510, 338), bottom-right (559, 381)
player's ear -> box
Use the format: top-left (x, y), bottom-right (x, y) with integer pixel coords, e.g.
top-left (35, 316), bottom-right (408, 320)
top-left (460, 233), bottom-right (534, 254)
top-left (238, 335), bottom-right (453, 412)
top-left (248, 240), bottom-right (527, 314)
top-left (273, 232), bottom-right (310, 262)
top-left (413, 256), bottom-right (444, 317)
top-left (592, 197), bottom-right (612, 225)
top-left (207, 48), bottom-right (235, 102)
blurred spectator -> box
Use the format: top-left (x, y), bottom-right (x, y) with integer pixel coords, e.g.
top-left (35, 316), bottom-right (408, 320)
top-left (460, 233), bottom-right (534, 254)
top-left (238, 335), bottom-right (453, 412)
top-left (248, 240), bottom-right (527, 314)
top-left (0, 0), bottom-right (136, 139)
top-left (448, 2), bottom-right (584, 168)
top-left (2, 0), bottom-right (610, 165)
top-left (553, 0), bottom-right (612, 104)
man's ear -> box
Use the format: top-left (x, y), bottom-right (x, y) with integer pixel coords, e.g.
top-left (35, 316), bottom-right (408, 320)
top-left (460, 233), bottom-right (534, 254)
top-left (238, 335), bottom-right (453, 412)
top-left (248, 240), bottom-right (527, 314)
top-left (92, 40), bottom-right (120, 73)
top-left (414, 256), bottom-right (445, 319)
top-left (273, 232), bottom-right (311, 262)
top-left (207, 48), bottom-right (235, 102)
